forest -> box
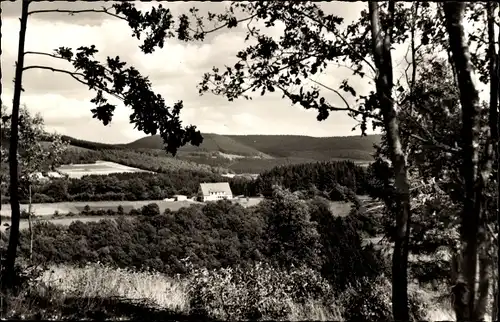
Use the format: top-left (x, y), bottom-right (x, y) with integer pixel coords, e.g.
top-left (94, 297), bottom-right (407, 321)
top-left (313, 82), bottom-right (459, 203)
top-left (1, 1), bottom-right (499, 321)
top-left (1, 160), bottom-right (367, 204)
top-left (56, 138), bottom-right (375, 175)
top-left (0, 187), bottom-right (413, 320)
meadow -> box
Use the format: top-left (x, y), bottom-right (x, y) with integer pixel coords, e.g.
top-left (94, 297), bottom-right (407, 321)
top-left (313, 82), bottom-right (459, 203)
top-left (0, 199), bottom-right (201, 218)
top-left (0, 216), bottom-right (134, 233)
top-left (57, 160), bottom-right (153, 179)
top-left (0, 197), bottom-right (349, 234)
top-left (0, 197), bottom-right (266, 218)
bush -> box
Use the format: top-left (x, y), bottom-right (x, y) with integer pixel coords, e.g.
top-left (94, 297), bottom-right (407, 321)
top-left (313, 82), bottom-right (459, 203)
top-left (338, 275), bottom-right (428, 322)
top-left (188, 262), bottom-right (337, 321)
top-left (348, 206), bottom-right (383, 238)
top-left (20, 210), bottom-right (30, 219)
top-left (141, 203), bottom-right (160, 217)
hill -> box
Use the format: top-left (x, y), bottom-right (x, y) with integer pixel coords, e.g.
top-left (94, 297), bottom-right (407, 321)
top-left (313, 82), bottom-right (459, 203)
top-left (125, 133), bottom-right (272, 158)
top-left (41, 133), bottom-right (380, 174)
top-left (126, 133), bottom-right (381, 161)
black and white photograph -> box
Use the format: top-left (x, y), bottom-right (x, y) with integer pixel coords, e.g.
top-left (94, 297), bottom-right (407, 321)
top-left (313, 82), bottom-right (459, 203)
top-left (0, 1), bottom-right (498, 321)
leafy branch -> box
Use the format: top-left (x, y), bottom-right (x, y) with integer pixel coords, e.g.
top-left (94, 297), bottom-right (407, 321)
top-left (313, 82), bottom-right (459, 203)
top-left (23, 45), bottom-right (202, 155)
top-left (28, 6), bottom-right (127, 21)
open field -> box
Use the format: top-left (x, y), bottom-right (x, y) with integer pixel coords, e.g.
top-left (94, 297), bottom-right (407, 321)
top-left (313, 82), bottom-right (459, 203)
top-left (231, 197), bottom-right (264, 208)
top-left (57, 160), bottom-right (154, 179)
top-left (0, 197), bottom-right (362, 218)
top-left (0, 198), bottom-right (264, 218)
top-left (0, 216), bottom-right (135, 233)
top-left (0, 200), bottom-right (202, 218)
top-left (0, 197), bottom-right (358, 231)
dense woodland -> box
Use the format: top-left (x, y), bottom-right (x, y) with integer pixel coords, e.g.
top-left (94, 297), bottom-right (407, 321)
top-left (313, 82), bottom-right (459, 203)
top-left (1, 160), bottom-right (367, 204)
top-left (0, 189), bottom-right (399, 313)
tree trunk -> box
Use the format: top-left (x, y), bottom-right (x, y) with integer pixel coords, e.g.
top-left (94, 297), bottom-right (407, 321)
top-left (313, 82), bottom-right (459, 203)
top-left (487, 3), bottom-right (500, 319)
top-left (494, 289), bottom-right (499, 322)
top-left (368, 2), bottom-right (411, 320)
top-left (494, 4), bottom-right (500, 320)
top-left (3, 0), bottom-right (30, 291)
top-left (444, 2), bottom-right (489, 320)
top-left (475, 219), bottom-right (491, 321)
top-left (28, 184), bottom-right (33, 261)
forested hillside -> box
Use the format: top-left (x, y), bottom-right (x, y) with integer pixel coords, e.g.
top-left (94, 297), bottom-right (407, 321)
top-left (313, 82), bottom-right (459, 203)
top-left (124, 133), bottom-right (381, 161)
top-left (1, 160), bottom-right (368, 204)
top-left (55, 133), bottom-right (378, 174)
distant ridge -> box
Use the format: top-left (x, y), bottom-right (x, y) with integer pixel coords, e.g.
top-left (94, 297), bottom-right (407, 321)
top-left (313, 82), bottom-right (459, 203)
top-left (37, 133), bottom-right (380, 174)
top-left (124, 133), bottom-right (382, 161)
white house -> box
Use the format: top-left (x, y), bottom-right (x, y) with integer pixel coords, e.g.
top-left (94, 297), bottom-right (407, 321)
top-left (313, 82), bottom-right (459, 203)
top-left (199, 182), bottom-right (233, 202)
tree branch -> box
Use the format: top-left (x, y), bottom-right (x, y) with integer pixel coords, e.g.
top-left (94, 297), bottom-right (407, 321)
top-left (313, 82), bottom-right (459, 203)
top-left (25, 50), bottom-right (119, 85)
top-left (24, 51), bottom-right (69, 60)
top-left (27, 7), bottom-right (127, 21)
top-left (308, 79), bottom-right (353, 110)
top-left (190, 13), bottom-right (258, 36)
top-left (410, 133), bottom-right (460, 153)
top-left (277, 83), bottom-right (379, 121)
top-left (22, 65), bottom-right (124, 101)
top-left (297, 9), bottom-right (377, 73)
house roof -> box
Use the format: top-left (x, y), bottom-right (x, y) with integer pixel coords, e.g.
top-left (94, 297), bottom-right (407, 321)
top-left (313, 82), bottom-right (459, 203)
top-left (200, 182), bottom-right (233, 196)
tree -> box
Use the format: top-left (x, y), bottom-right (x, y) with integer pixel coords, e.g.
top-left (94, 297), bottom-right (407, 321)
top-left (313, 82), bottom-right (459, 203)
top-left (1, 104), bottom-right (68, 260)
top-left (486, 2), bottom-right (500, 319)
top-left (367, 3), bottom-right (499, 319)
top-left (3, 1), bottom-right (203, 290)
top-left (443, 2), bottom-right (498, 320)
top-left (261, 186), bottom-right (321, 270)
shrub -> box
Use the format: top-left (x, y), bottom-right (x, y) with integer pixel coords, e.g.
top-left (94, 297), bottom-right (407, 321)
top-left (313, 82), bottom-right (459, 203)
top-left (141, 203), bottom-right (160, 217)
top-left (187, 262), bottom-right (337, 321)
top-left (348, 206), bottom-right (383, 238)
top-left (338, 275), bottom-right (428, 322)
top-left (20, 210), bottom-right (30, 219)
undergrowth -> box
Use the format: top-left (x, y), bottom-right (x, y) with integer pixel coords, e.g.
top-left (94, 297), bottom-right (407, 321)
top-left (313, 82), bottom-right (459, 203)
top-left (1, 262), bottom-right (451, 321)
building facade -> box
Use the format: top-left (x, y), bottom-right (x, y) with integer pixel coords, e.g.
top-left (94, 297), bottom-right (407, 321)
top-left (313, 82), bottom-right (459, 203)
top-left (199, 182), bottom-right (233, 202)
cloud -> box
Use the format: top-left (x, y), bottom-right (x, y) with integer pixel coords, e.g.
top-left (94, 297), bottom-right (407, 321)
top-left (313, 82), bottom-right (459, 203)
top-left (9, 1), bottom-right (468, 145)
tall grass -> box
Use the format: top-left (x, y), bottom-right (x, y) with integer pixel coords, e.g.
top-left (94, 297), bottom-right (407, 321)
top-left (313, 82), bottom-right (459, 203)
top-left (4, 263), bottom-right (459, 321)
top-left (38, 264), bottom-right (188, 312)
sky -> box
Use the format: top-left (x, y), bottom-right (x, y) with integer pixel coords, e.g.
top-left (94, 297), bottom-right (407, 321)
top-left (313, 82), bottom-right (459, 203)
top-left (0, 1), bottom-right (488, 144)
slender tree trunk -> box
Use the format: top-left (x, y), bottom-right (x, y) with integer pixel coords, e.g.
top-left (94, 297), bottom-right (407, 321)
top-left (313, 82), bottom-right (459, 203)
top-left (487, 3), bottom-right (500, 319)
top-left (444, 2), bottom-right (490, 320)
top-left (476, 213), bottom-right (491, 321)
top-left (368, 2), bottom-right (411, 320)
top-left (28, 184), bottom-right (33, 261)
top-left (494, 288), bottom-right (499, 322)
top-left (3, 0), bottom-right (30, 291)
top-left (495, 4), bottom-right (500, 320)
